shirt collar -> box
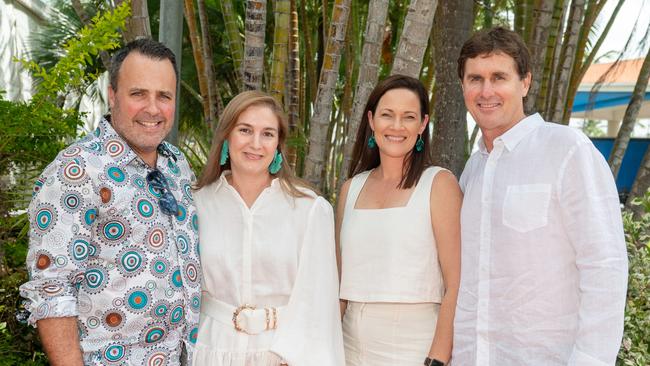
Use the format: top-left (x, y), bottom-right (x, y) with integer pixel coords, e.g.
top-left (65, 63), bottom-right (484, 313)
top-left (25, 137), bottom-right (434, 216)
top-left (215, 170), bottom-right (281, 193)
top-left (478, 113), bottom-right (544, 154)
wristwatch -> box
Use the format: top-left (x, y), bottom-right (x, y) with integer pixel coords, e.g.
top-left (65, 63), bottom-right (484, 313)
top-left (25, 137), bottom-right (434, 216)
top-left (424, 357), bottom-right (445, 366)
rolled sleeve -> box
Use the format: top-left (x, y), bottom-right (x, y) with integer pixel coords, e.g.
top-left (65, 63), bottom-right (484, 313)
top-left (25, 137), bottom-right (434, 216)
top-left (558, 141), bottom-right (628, 365)
top-left (19, 159), bottom-right (96, 326)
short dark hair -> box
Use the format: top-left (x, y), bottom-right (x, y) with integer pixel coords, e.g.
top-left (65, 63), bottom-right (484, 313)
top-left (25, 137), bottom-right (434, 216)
top-left (348, 74), bottom-right (431, 189)
top-left (457, 27), bottom-right (531, 80)
top-left (109, 38), bottom-right (178, 90)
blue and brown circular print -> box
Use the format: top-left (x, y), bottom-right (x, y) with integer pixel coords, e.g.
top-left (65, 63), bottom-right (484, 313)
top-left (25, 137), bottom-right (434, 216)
top-left (33, 203), bottom-right (58, 236)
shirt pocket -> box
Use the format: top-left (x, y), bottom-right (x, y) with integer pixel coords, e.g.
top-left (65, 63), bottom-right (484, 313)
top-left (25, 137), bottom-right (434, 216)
top-left (502, 184), bottom-right (551, 233)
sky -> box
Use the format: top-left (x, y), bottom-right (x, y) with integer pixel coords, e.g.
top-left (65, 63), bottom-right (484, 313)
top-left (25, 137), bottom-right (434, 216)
top-left (596, 0), bottom-right (650, 61)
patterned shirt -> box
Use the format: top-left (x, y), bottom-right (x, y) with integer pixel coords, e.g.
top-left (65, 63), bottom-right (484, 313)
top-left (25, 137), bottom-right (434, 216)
top-left (20, 118), bottom-right (202, 365)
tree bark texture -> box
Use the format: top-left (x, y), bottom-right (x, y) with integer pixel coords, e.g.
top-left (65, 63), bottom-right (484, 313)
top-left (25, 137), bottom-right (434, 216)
top-left (244, 0), bottom-right (268, 90)
top-left (523, 0), bottom-right (554, 115)
top-left (563, 0), bottom-right (623, 123)
top-left (197, 0), bottom-right (222, 128)
top-left (221, 0), bottom-right (244, 87)
top-left (609, 48), bottom-right (650, 180)
top-left (390, 0), bottom-right (438, 78)
top-left (628, 144), bottom-right (650, 214)
top-left (538, 0), bottom-right (567, 119)
top-left (116, 0), bottom-right (151, 42)
top-left (431, 0), bottom-right (474, 178)
top-left (340, 0), bottom-right (389, 182)
top-left (549, 0), bottom-right (584, 123)
top-left (183, 0), bottom-right (211, 128)
top-left (287, 0), bottom-right (301, 168)
top-left (304, 0), bottom-right (351, 188)
top-left (270, 0), bottom-right (291, 104)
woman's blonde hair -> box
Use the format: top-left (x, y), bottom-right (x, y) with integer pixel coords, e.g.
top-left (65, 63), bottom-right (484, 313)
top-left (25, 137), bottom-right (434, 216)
top-left (195, 90), bottom-right (311, 198)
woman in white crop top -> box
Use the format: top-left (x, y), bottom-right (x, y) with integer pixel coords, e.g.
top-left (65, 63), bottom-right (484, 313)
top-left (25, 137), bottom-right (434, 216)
top-left (193, 91), bottom-right (344, 365)
top-left (336, 75), bottom-right (461, 366)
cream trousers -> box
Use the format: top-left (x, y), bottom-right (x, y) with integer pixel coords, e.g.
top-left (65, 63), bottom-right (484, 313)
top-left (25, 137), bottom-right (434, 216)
top-left (342, 302), bottom-right (439, 366)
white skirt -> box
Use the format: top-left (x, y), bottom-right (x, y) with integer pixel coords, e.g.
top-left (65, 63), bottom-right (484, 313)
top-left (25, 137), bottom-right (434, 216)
top-left (192, 310), bottom-right (284, 366)
top-left (342, 302), bottom-right (439, 366)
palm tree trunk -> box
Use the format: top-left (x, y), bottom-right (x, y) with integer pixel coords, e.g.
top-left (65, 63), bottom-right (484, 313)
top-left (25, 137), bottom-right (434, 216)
top-left (548, 0), bottom-right (584, 123)
top-left (543, 0), bottom-right (568, 117)
top-left (221, 0), bottom-right (244, 87)
top-left (270, 0), bottom-right (291, 103)
top-left (628, 136), bottom-right (650, 214)
top-left (563, 0), bottom-right (624, 123)
top-left (431, 0), bottom-right (474, 177)
top-left (243, 0), bottom-right (268, 90)
top-left (610, 48), bottom-right (650, 179)
top-left (514, 1), bottom-right (526, 36)
top-left (329, 8), bottom-right (356, 193)
top-left (340, 0), bottom-right (389, 182)
top-left (390, 0), bottom-right (438, 78)
top-left (197, 0), bottom-right (223, 128)
top-left (287, 0), bottom-right (301, 168)
top-left (183, 0), bottom-right (211, 128)
top-left (522, 0), bottom-right (536, 43)
top-left (523, 0), bottom-right (555, 115)
top-left (304, 0), bottom-right (351, 188)
top-left (299, 0), bottom-right (318, 108)
top-left (116, 0), bottom-right (151, 42)
top-left (539, 0), bottom-right (568, 119)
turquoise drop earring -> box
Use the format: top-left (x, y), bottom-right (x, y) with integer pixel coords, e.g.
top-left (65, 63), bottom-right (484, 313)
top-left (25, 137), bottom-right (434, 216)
top-left (269, 150), bottom-right (283, 174)
top-left (367, 133), bottom-right (377, 149)
top-left (220, 140), bottom-right (229, 165)
top-left (415, 135), bottom-right (424, 152)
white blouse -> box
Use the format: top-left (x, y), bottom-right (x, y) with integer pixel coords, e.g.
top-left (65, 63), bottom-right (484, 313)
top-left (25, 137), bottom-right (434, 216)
top-left (339, 166), bottom-right (445, 303)
top-left (192, 173), bottom-right (344, 366)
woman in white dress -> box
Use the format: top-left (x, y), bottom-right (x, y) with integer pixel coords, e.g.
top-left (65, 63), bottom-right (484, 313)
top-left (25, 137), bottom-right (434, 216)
top-left (193, 91), bottom-right (344, 366)
top-left (336, 75), bottom-right (461, 366)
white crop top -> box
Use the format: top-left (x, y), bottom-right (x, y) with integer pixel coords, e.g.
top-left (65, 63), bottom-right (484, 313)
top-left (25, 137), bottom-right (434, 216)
top-left (339, 166), bottom-right (445, 303)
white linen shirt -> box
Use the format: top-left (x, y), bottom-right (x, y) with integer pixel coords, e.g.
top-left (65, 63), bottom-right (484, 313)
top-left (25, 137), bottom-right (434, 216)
top-left (193, 173), bottom-right (345, 365)
top-left (453, 114), bottom-right (628, 366)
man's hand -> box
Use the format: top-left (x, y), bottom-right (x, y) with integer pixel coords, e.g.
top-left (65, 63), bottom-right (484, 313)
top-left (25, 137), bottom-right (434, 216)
top-left (37, 317), bottom-right (84, 366)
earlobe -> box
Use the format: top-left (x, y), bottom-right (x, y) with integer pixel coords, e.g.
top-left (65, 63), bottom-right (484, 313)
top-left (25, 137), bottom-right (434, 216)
top-left (367, 110), bottom-right (375, 130)
top-left (523, 72), bottom-right (532, 96)
top-left (420, 114), bottom-right (430, 133)
top-left (108, 86), bottom-right (115, 109)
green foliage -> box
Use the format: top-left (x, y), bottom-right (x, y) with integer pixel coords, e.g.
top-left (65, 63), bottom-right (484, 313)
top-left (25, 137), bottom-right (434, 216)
top-left (2, 1), bottom-right (132, 179)
top-left (617, 191), bottom-right (650, 366)
top-left (0, 98), bottom-right (79, 177)
top-left (581, 119), bottom-right (606, 137)
top-left (0, 3), bottom-right (131, 364)
top-left (0, 271), bottom-right (46, 366)
top-left (20, 2), bottom-right (131, 103)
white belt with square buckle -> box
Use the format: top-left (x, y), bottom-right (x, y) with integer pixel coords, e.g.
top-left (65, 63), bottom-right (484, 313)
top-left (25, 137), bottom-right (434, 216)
top-left (200, 293), bottom-right (284, 334)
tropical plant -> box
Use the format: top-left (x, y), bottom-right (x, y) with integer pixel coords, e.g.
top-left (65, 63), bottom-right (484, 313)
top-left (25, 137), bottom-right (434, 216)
top-left (0, 3), bottom-right (130, 363)
top-left (617, 191), bottom-right (650, 365)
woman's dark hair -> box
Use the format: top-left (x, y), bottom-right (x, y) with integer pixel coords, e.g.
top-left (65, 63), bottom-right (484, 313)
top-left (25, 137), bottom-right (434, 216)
top-left (348, 74), bottom-right (431, 189)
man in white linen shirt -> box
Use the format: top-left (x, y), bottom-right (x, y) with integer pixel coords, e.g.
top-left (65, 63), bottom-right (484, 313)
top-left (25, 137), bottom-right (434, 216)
top-left (452, 27), bottom-right (628, 366)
